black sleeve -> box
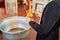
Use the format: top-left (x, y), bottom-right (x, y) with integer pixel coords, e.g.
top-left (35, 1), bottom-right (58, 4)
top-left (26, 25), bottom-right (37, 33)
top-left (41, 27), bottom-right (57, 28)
top-left (29, 21), bottom-right (45, 35)
top-left (29, 1), bottom-right (60, 35)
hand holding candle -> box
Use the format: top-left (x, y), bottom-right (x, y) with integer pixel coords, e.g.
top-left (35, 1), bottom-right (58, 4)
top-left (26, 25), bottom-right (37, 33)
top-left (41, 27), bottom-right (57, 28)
top-left (32, 11), bottom-right (42, 24)
top-left (26, 11), bottom-right (42, 24)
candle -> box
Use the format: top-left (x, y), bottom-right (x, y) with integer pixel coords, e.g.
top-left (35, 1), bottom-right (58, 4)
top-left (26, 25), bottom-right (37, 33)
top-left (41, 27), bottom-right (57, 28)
top-left (26, 0), bottom-right (33, 18)
top-left (5, 0), bottom-right (18, 16)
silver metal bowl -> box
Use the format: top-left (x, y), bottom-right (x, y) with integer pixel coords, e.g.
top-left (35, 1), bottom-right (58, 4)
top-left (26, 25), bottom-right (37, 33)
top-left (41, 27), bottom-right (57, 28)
top-left (0, 16), bottom-right (30, 40)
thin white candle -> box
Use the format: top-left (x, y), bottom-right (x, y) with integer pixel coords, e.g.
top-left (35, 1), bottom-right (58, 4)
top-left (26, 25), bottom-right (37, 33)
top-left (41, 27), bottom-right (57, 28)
top-left (5, 0), bottom-right (18, 16)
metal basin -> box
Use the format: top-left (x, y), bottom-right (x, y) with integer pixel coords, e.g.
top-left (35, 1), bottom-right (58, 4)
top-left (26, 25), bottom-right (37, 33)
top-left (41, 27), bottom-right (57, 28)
top-left (0, 16), bottom-right (30, 40)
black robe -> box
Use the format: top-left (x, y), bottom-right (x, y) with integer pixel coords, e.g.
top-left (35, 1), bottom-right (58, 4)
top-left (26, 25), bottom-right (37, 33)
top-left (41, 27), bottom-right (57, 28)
top-left (29, 1), bottom-right (60, 40)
